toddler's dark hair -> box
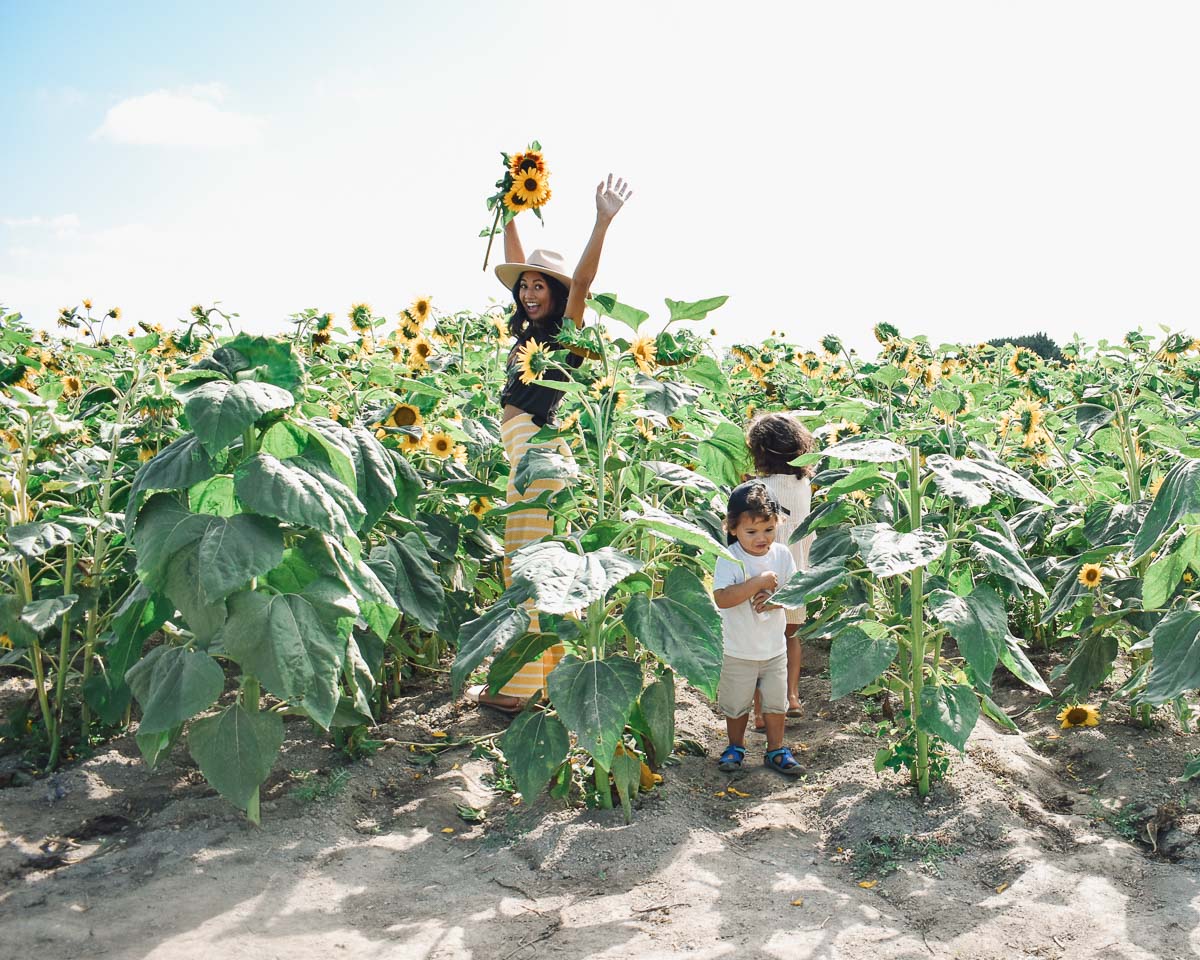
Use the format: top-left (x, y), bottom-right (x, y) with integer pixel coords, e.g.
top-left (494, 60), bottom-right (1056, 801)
top-left (747, 413), bottom-right (815, 478)
top-left (725, 481), bottom-right (782, 544)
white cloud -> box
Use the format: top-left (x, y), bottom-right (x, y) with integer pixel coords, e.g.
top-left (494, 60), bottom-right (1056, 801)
top-left (94, 86), bottom-right (260, 148)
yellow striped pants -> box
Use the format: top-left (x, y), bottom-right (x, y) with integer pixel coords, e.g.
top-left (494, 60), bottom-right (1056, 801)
top-left (500, 413), bottom-right (568, 699)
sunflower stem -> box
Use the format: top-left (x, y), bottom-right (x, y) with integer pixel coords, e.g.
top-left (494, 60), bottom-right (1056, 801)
top-left (481, 205), bottom-right (503, 272)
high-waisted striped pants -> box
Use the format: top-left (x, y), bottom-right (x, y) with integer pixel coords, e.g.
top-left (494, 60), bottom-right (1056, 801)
top-left (500, 413), bottom-right (568, 699)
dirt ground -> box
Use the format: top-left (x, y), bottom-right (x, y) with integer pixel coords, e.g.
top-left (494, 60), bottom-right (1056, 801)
top-left (4, 643), bottom-right (1200, 960)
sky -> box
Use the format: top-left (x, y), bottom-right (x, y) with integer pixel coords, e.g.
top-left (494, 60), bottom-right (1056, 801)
top-left (2, 1), bottom-right (1199, 356)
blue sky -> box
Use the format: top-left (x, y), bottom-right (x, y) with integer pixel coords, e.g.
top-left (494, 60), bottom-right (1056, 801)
top-left (3, 2), bottom-right (1199, 354)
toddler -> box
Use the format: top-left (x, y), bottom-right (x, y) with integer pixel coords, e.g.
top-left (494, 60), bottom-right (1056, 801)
top-left (712, 480), bottom-right (803, 776)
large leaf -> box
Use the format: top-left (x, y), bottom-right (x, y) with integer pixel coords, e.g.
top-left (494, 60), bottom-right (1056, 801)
top-left (196, 514), bottom-right (286, 604)
top-left (929, 587), bottom-right (1007, 687)
top-left (501, 710), bottom-right (571, 801)
top-left (512, 447), bottom-right (579, 495)
top-left (1143, 530), bottom-right (1200, 610)
top-left (824, 438), bottom-right (908, 463)
top-left (126, 645), bottom-right (225, 735)
top-left (640, 460), bottom-right (717, 493)
top-left (162, 541), bottom-right (229, 644)
top-left (772, 559), bottom-right (850, 607)
top-left (450, 586), bottom-right (532, 694)
top-left (234, 452), bottom-right (363, 539)
top-left (133, 494), bottom-right (212, 587)
top-left (635, 675), bottom-right (675, 766)
top-left (547, 654), bottom-right (643, 763)
top-left (829, 622), bottom-right (897, 700)
top-left (487, 632), bottom-right (562, 694)
top-left (697, 420), bottom-right (751, 486)
top-left (19, 595), bottom-right (78, 634)
top-left (925, 454), bottom-right (1052, 508)
top-left (188, 704), bottom-right (284, 815)
top-left (624, 568), bottom-right (722, 699)
top-left (586, 293), bottom-right (650, 332)
top-left (664, 294), bottom-right (728, 323)
top-left (85, 587), bottom-right (169, 724)
top-left (632, 374), bottom-right (703, 417)
top-left (917, 682), bottom-right (980, 752)
top-left (1083, 501), bottom-right (1145, 549)
top-left (850, 523), bottom-right (946, 577)
top-left (184, 380), bottom-right (295, 457)
top-left (2, 521), bottom-right (75, 561)
top-left (206, 334), bottom-right (305, 394)
top-left (510, 542), bottom-right (642, 614)
top-left (346, 423), bottom-right (398, 530)
top-left (626, 507), bottom-right (733, 561)
top-left (126, 433), bottom-right (215, 527)
top-left (970, 527), bottom-right (1046, 596)
top-left (1144, 610), bottom-right (1200, 705)
top-left (1076, 403), bottom-right (1116, 440)
top-left (999, 635), bottom-right (1051, 694)
top-left (221, 590), bottom-right (347, 729)
top-left (366, 534), bottom-right (445, 632)
top-left (1134, 457), bottom-right (1200, 558)
top-left (1064, 633), bottom-right (1118, 694)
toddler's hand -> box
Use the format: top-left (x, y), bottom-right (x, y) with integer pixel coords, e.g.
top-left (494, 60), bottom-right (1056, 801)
top-left (755, 571), bottom-right (779, 592)
top-left (751, 589), bottom-right (772, 614)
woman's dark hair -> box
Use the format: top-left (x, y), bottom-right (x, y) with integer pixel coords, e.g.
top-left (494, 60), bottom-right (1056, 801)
top-left (508, 272), bottom-right (570, 341)
top-left (747, 413), bottom-right (815, 478)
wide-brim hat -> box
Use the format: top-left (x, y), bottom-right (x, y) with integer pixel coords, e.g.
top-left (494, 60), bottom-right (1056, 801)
top-left (495, 249), bottom-right (573, 292)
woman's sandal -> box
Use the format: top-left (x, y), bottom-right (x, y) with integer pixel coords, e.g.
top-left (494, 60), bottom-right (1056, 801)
top-left (764, 747), bottom-right (803, 777)
top-left (717, 744), bottom-right (746, 771)
top-left (465, 684), bottom-right (524, 716)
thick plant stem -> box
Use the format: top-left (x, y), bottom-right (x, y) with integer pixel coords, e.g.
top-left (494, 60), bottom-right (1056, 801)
top-left (48, 543), bottom-right (76, 769)
top-left (594, 759), bottom-right (613, 809)
top-left (907, 447), bottom-right (930, 796)
top-left (242, 676), bottom-right (262, 824)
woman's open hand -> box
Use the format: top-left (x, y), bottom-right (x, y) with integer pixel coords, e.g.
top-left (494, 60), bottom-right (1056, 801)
top-left (596, 174), bottom-right (632, 222)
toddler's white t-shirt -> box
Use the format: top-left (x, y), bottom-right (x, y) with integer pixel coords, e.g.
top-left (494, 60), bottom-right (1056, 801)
top-left (712, 541), bottom-right (797, 660)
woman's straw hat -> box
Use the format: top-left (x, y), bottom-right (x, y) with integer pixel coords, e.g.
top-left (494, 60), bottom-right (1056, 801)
top-left (495, 249), bottom-right (573, 291)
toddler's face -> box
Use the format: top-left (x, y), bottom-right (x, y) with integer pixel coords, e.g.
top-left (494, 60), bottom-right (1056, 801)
top-left (728, 512), bottom-right (777, 557)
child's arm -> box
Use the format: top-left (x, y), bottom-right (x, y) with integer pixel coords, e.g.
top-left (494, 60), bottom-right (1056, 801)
top-left (752, 549), bottom-right (797, 612)
top-left (715, 571), bottom-right (778, 609)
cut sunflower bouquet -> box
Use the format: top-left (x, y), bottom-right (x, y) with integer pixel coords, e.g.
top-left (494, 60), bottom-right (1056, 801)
top-left (481, 141), bottom-right (551, 269)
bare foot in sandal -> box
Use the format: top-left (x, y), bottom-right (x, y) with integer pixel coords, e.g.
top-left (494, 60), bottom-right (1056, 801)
top-left (466, 685), bottom-right (524, 715)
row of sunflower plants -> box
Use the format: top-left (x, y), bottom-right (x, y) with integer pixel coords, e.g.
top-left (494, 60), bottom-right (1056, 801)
top-left (449, 293), bottom-right (744, 820)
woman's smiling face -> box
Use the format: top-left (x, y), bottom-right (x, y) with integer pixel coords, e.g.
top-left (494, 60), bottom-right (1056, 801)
top-left (518, 271), bottom-right (556, 323)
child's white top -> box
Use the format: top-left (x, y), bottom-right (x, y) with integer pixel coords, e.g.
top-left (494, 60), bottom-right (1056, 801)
top-left (713, 541), bottom-right (797, 660)
top-left (760, 473), bottom-right (812, 570)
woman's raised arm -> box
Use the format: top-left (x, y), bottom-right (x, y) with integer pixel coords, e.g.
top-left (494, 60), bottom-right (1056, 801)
top-left (564, 174), bottom-right (632, 329)
top-left (502, 217), bottom-right (525, 267)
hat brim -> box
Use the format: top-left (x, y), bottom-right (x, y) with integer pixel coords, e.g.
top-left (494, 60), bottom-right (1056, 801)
top-left (495, 262), bottom-right (574, 293)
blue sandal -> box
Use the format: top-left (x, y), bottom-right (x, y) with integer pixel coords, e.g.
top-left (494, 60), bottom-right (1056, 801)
top-left (717, 744), bottom-right (746, 771)
top-left (764, 747), bottom-right (803, 777)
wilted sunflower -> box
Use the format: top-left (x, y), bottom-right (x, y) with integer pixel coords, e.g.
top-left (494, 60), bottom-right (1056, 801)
top-left (409, 296), bottom-right (433, 326)
top-left (1078, 563), bottom-right (1103, 589)
top-left (57, 309), bottom-right (78, 329)
top-left (558, 409), bottom-right (580, 432)
top-left (796, 352), bottom-right (825, 377)
top-left (629, 334), bottom-right (657, 374)
top-left (933, 390), bottom-right (972, 423)
top-left (410, 338), bottom-right (434, 363)
top-left (386, 403), bottom-right (422, 429)
top-left (108, 307), bottom-right (121, 320)
top-left (1056, 704), bottom-right (1100, 729)
top-left (61, 374), bottom-right (83, 396)
top-left (1157, 332), bottom-right (1192, 364)
top-left (1148, 476), bottom-right (1164, 498)
top-left (312, 331), bottom-right (332, 347)
top-left (1002, 398), bottom-right (1045, 447)
top-left (469, 497), bottom-right (492, 518)
top-left (516, 339), bottom-right (550, 385)
top-left (137, 444), bottom-right (157, 462)
top-left (1007, 347), bottom-right (1039, 377)
top-left (0, 429), bottom-right (20, 451)
top-left (315, 312), bottom-right (334, 332)
top-left (427, 431), bottom-right (455, 459)
top-left (821, 334), bottom-right (843, 356)
top-left (635, 418), bottom-right (655, 441)
top-left (874, 322), bottom-right (900, 344)
top-left (349, 303), bottom-right (373, 332)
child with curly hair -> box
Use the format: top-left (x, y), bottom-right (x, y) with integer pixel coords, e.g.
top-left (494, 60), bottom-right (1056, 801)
top-left (746, 412), bottom-right (815, 730)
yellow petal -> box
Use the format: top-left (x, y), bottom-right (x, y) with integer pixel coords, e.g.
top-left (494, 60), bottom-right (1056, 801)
top-left (431, 731), bottom-right (448, 739)
top-left (858, 880), bottom-right (877, 889)
top-left (791, 898), bottom-right (804, 907)
top-left (713, 791), bottom-right (726, 798)
top-left (727, 787), bottom-right (750, 798)
top-left (995, 882), bottom-right (1009, 894)
top-left (441, 827), bottom-right (455, 834)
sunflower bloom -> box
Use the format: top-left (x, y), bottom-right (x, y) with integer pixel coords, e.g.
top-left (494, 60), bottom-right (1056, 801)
top-left (349, 303), bottom-right (373, 332)
top-left (874, 322), bottom-right (900, 344)
top-left (399, 431), bottom-right (426, 453)
top-left (629, 334), bottom-right (657, 374)
top-left (1148, 476), bottom-right (1164, 498)
top-left (1078, 563), bottom-right (1103, 589)
top-left (559, 409), bottom-right (580, 432)
top-left (516, 339), bottom-right (550, 385)
top-left (451, 443), bottom-right (468, 465)
top-left (387, 403), bottom-right (422, 429)
top-left (510, 150), bottom-right (547, 176)
top-left (427, 431), bottom-right (455, 459)
top-left (503, 184), bottom-right (532, 214)
top-left (61, 375), bottom-right (83, 396)
top-left (797, 352), bottom-right (825, 377)
top-left (469, 497), bottom-right (492, 518)
top-left (510, 168), bottom-right (551, 208)
top-left (1008, 347), bottom-right (1038, 377)
top-left (138, 444), bottom-right (157, 462)
top-left (1056, 704), bottom-right (1100, 729)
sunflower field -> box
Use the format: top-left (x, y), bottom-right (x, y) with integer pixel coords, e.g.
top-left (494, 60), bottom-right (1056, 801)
top-left (3, 296), bottom-right (1200, 821)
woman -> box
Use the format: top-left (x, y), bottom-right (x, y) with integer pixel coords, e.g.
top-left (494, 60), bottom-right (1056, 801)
top-left (468, 173), bottom-right (632, 714)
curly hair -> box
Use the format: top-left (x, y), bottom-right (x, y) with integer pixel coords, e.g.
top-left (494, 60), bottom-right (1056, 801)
top-left (746, 412), bottom-right (815, 478)
top-left (508, 271), bottom-right (570, 342)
